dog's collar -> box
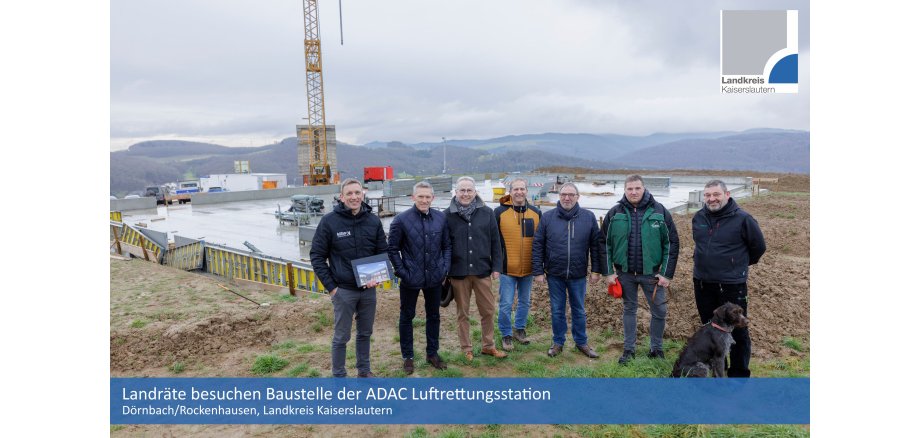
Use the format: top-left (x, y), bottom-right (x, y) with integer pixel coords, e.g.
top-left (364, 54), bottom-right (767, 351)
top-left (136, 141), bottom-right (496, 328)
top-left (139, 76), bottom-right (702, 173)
top-left (710, 322), bottom-right (731, 333)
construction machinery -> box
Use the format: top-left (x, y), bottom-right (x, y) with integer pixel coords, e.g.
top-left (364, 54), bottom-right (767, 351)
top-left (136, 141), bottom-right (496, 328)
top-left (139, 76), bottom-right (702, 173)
top-left (298, 0), bottom-right (337, 186)
top-left (276, 194), bottom-right (326, 225)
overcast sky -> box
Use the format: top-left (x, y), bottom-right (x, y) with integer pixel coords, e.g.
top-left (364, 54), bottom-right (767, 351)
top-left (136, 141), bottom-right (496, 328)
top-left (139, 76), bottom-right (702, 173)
top-left (110, 0), bottom-right (810, 150)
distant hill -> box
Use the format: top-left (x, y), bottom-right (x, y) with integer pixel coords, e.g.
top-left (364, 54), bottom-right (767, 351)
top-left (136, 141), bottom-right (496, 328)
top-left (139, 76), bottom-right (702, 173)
top-left (109, 130), bottom-right (809, 195)
top-left (615, 132), bottom-right (810, 173)
top-left (361, 129), bottom-right (806, 163)
top-left (109, 138), bottom-right (605, 195)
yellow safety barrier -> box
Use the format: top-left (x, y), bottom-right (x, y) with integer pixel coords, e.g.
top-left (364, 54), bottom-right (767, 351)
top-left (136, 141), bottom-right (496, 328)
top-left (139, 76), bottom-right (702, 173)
top-left (119, 224), bottom-right (163, 262)
top-left (110, 211), bottom-right (123, 222)
top-left (203, 244), bottom-right (397, 294)
top-left (108, 218), bottom-right (397, 294)
top-left (165, 241), bottom-right (204, 271)
top-left (204, 245), bottom-right (321, 293)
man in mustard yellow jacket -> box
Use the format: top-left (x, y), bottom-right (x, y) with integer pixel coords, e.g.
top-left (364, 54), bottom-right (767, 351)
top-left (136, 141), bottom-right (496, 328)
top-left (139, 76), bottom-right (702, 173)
top-left (494, 177), bottom-right (542, 351)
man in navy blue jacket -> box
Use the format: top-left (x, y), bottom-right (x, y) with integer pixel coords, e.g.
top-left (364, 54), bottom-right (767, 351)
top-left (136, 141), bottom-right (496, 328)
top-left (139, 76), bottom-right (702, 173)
top-left (533, 182), bottom-right (607, 358)
top-left (692, 180), bottom-right (766, 378)
top-left (388, 181), bottom-right (451, 374)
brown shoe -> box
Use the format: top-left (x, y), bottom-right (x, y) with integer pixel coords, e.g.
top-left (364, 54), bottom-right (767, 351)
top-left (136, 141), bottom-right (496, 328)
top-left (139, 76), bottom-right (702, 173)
top-left (513, 328), bottom-right (531, 345)
top-left (502, 336), bottom-right (514, 351)
top-left (358, 371), bottom-right (376, 377)
top-left (403, 358), bottom-right (414, 375)
top-left (481, 347), bottom-right (508, 358)
top-left (464, 351), bottom-right (473, 362)
top-left (577, 344), bottom-right (599, 359)
top-left (547, 344), bottom-right (563, 357)
top-left (427, 354), bottom-right (447, 370)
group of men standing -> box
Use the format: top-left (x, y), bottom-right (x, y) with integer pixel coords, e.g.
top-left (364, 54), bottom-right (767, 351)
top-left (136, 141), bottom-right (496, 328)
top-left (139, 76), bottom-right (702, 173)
top-left (310, 175), bottom-right (765, 378)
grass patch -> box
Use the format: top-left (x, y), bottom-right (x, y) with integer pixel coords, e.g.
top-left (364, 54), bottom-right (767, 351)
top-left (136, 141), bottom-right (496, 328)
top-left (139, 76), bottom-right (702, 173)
top-left (168, 361), bottom-right (185, 374)
top-left (129, 319), bottom-right (148, 329)
top-left (412, 317), bottom-right (425, 328)
top-left (286, 363), bottom-right (322, 377)
top-left (296, 343), bottom-right (321, 353)
top-left (782, 336), bottom-right (805, 352)
top-left (279, 294), bottom-right (298, 303)
top-left (311, 311), bottom-right (332, 332)
top-left (750, 356), bottom-right (810, 378)
top-left (479, 424), bottom-right (503, 438)
top-left (555, 365), bottom-right (594, 378)
top-left (437, 427), bottom-right (469, 438)
top-left (251, 355), bottom-right (289, 375)
top-left (432, 367), bottom-right (465, 378)
top-left (407, 426), bottom-right (429, 438)
top-left (472, 328), bottom-right (482, 342)
top-left (272, 340), bottom-right (297, 351)
top-left (515, 360), bottom-right (549, 377)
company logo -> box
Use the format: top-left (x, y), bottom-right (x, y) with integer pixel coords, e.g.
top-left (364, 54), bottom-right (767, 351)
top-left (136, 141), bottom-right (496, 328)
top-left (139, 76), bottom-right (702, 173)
top-left (336, 231), bottom-right (352, 238)
top-left (721, 10), bottom-right (798, 94)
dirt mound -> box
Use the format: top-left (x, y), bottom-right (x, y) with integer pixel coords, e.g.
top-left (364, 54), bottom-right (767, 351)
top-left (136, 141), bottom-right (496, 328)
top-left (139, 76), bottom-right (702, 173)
top-left (112, 310), bottom-right (272, 372)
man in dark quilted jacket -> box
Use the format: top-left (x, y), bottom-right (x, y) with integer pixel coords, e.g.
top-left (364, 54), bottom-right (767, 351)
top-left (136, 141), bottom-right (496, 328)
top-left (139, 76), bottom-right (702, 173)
top-left (388, 181), bottom-right (451, 374)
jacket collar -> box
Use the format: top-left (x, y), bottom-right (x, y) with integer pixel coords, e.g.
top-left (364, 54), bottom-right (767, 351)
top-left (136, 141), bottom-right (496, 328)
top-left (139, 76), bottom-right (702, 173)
top-left (448, 195), bottom-right (485, 213)
top-left (704, 197), bottom-right (740, 218)
top-left (555, 201), bottom-right (581, 220)
top-left (500, 194), bottom-right (530, 212)
top-left (334, 200), bottom-right (372, 218)
top-left (617, 190), bottom-right (653, 210)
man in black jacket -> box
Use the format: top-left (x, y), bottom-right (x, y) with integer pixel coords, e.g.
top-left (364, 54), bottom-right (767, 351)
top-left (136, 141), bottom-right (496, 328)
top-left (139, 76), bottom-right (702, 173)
top-left (310, 178), bottom-right (388, 378)
top-left (388, 181), bottom-right (451, 374)
top-left (692, 180), bottom-right (766, 378)
top-left (445, 176), bottom-right (507, 361)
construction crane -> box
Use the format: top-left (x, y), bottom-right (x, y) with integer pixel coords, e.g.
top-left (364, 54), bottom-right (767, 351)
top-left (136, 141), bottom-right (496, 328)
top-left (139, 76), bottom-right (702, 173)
top-left (297, 0), bottom-right (335, 186)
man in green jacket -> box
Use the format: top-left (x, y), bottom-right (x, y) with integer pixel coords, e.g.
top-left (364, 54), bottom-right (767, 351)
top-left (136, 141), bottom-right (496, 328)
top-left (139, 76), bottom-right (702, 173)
top-left (602, 175), bottom-right (680, 364)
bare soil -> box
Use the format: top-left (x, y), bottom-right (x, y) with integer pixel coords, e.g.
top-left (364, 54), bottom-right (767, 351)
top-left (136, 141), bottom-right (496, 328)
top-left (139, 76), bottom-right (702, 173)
top-left (110, 189), bottom-right (809, 437)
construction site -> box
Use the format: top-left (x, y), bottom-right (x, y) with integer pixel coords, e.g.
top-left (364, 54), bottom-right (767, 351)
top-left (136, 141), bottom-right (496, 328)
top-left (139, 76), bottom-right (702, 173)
top-left (108, 1), bottom-right (810, 435)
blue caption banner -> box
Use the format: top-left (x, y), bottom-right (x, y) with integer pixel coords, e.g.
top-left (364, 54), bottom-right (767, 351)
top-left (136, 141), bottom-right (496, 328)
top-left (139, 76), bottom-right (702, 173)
top-left (111, 378), bottom-right (809, 424)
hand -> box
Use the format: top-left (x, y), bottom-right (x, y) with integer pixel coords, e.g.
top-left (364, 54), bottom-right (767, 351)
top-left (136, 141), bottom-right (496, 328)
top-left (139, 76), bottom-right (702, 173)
top-left (606, 274), bottom-right (618, 285)
top-left (366, 280), bottom-right (380, 288)
top-left (589, 273), bottom-right (601, 285)
top-left (330, 287), bottom-right (338, 298)
top-left (492, 272), bottom-right (500, 280)
top-left (535, 275), bottom-right (545, 283)
top-left (656, 275), bottom-right (671, 288)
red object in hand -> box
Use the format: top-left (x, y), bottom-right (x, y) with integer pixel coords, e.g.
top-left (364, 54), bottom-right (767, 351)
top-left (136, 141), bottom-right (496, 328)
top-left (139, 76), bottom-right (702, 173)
top-left (607, 279), bottom-right (622, 298)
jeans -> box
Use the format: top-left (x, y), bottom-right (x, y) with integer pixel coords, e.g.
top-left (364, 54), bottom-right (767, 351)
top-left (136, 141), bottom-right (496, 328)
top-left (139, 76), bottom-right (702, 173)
top-left (693, 279), bottom-right (751, 378)
top-left (398, 285), bottom-right (441, 359)
top-left (498, 274), bottom-right (534, 337)
top-left (619, 272), bottom-right (668, 352)
top-left (547, 275), bottom-right (588, 347)
top-left (330, 286), bottom-right (376, 377)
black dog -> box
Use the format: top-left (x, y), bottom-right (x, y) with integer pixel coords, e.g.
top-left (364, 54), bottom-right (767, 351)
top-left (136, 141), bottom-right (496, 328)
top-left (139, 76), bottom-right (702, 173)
top-left (671, 302), bottom-right (749, 378)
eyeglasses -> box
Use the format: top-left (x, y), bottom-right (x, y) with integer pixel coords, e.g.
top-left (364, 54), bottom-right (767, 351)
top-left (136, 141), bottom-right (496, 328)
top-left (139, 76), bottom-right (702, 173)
top-left (559, 193), bottom-right (578, 198)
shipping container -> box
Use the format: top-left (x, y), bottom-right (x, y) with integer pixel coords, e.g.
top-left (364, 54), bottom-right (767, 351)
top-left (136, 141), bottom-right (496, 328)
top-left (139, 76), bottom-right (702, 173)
top-left (364, 166), bottom-right (394, 183)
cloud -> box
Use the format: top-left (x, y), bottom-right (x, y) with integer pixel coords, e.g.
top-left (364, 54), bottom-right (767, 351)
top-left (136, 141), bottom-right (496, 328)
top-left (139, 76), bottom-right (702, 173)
top-left (111, 0), bottom-right (810, 149)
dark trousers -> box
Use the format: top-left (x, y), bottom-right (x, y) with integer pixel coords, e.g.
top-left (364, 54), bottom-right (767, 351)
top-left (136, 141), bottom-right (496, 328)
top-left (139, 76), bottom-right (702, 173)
top-left (399, 285), bottom-right (441, 359)
top-left (331, 287), bottom-right (376, 377)
top-left (693, 279), bottom-right (751, 378)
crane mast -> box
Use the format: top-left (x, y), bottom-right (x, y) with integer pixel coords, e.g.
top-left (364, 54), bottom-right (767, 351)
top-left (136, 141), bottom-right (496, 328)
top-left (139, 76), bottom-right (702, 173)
top-left (298, 0), bottom-right (332, 185)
